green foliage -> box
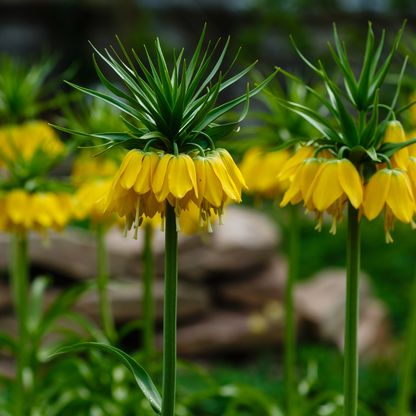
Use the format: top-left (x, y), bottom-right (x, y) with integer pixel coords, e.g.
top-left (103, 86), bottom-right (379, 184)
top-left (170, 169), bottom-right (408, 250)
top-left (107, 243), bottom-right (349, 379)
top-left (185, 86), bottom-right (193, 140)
top-left (272, 22), bottom-right (412, 168)
top-left (0, 54), bottom-right (76, 124)
top-left (53, 26), bottom-right (278, 155)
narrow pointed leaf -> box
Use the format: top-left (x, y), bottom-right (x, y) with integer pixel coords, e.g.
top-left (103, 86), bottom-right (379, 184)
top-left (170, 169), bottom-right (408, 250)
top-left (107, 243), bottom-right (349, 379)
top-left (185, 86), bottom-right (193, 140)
top-left (357, 23), bottom-right (375, 110)
top-left (50, 342), bottom-right (162, 415)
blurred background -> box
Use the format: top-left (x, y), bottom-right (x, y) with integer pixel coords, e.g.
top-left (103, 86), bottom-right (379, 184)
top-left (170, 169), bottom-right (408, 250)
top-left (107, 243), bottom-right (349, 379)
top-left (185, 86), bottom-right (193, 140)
top-left (1, 0), bottom-right (416, 414)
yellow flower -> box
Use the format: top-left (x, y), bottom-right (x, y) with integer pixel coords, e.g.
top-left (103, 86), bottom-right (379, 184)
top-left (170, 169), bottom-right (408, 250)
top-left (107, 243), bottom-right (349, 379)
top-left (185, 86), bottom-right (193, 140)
top-left (280, 158), bottom-right (322, 208)
top-left (73, 178), bottom-right (115, 225)
top-left (1, 189), bottom-right (73, 235)
top-left (278, 146), bottom-right (316, 181)
top-left (191, 149), bottom-right (246, 232)
top-left (406, 129), bottom-right (416, 158)
top-left (379, 121), bottom-right (409, 171)
top-left (239, 147), bottom-right (291, 199)
top-left (305, 159), bottom-right (363, 212)
top-left (363, 168), bottom-right (415, 243)
top-left (0, 121), bottom-right (65, 167)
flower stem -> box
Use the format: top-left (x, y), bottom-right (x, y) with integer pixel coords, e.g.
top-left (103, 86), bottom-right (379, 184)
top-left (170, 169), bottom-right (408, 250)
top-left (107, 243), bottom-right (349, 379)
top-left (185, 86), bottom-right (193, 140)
top-left (397, 267), bottom-right (416, 416)
top-left (161, 203), bottom-right (178, 416)
top-left (285, 204), bottom-right (299, 415)
top-left (10, 233), bottom-right (29, 416)
top-left (142, 223), bottom-right (155, 367)
top-left (343, 203), bottom-right (361, 416)
top-left (96, 224), bottom-right (116, 344)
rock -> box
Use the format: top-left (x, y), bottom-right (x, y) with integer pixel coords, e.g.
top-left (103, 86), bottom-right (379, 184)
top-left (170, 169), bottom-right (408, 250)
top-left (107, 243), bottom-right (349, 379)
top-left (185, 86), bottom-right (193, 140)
top-left (216, 258), bottom-right (287, 308)
top-left (161, 309), bottom-right (284, 357)
top-left (176, 205), bottom-right (281, 281)
top-left (295, 268), bottom-right (390, 357)
top-left (72, 279), bottom-right (210, 324)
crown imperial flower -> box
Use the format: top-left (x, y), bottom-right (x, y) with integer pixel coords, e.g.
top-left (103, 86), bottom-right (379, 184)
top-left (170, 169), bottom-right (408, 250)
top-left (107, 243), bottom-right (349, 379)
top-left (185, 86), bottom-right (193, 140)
top-left (363, 168), bottom-right (414, 243)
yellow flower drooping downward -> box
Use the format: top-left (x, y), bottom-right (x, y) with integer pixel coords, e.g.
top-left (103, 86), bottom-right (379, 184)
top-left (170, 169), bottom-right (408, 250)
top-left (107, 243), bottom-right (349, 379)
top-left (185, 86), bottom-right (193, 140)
top-left (281, 158), bottom-right (363, 234)
top-left (239, 147), bottom-right (291, 201)
top-left (101, 147), bottom-right (245, 237)
top-left (379, 121), bottom-right (409, 171)
top-left (103, 149), bottom-right (162, 238)
top-left (0, 189), bottom-right (73, 236)
top-left (363, 168), bottom-right (415, 243)
top-left (191, 149), bottom-right (246, 233)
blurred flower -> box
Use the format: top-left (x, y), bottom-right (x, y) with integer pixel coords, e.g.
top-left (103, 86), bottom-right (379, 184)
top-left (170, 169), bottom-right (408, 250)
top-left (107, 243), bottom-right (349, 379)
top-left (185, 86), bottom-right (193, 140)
top-left (0, 189), bottom-right (73, 236)
top-left (0, 121), bottom-right (65, 174)
top-left (363, 168), bottom-right (414, 243)
top-left (239, 147), bottom-right (291, 200)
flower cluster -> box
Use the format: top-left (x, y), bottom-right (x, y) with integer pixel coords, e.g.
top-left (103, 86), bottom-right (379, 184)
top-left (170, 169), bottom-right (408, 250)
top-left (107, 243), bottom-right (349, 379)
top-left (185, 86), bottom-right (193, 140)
top-left (0, 189), bottom-right (73, 236)
top-left (239, 147), bottom-right (291, 202)
top-left (279, 121), bottom-right (416, 242)
top-left (103, 148), bottom-right (245, 237)
top-left (55, 29), bottom-right (274, 238)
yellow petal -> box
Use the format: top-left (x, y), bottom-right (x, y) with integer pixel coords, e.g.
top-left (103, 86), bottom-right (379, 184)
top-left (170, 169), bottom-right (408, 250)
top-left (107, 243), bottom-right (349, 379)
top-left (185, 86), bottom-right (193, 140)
top-left (300, 159), bottom-right (321, 200)
top-left (152, 154), bottom-right (173, 196)
top-left (387, 170), bottom-right (415, 223)
top-left (217, 149), bottom-right (247, 192)
top-left (280, 162), bottom-right (304, 207)
top-left (279, 146), bottom-right (315, 181)
top-left (337, 159), bottom-right (363, 209)
top-left (133, 153), bottom-right (152, 194)
top-left (6, 190), bottom-right (29, 224)
top-left (120, 151), bottom-right (144, 189)
top-left (183, 154), bottom-right (198, 198)
top-left (363, 169), bottom-right (391, 221)
top-left (115, 190), bottom-right (137, 217)
top-left (312, 161), bottom-right (343, 211)
top-left (204, 160), bottom-right (223, 207)
top-left (168, 155), bottom-right (194, 199)
top-left (209, 155), bottom-right (239, 201)
top-left (193, 156), bottom-right (206, 206)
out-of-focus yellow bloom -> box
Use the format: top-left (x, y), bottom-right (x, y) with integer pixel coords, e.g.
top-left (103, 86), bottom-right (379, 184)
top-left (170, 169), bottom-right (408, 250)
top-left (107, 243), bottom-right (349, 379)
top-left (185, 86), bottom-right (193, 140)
top-left (378, 121), bottom-right (409, 171)
top-left (0, 121), bottom-right (65, 167)
top-left (239, 147), bottom-right (291, 199)
top-left (72, 151), bottom-right (120, 186)
top-left (363, 168), bottom-right (415, 243)
top-left (406, 129), bottom-right (416, 158)
top-left (0, 189), bottom-right (73, 235)
top-left (73, 178), bottom-right (114, 225)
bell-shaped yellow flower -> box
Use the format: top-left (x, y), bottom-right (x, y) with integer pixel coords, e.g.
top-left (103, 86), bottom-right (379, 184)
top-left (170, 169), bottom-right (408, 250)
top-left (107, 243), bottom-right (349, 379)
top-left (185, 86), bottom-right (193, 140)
top-left (240, 147), bottom-right (291, 199)
top-left (73, 178), bottom-right (115, 225)
top-left (280, 158), bottom-right (322, 208)
top-left (0, 189), bottom-right (73, 235)
top-left (103, 149), bottom-right (162, 232)
top-left (278, 146), bottom-right (315, 181)
top-left (379, 121), bottom-right (409, 171)
top-left (190, 149), bottom-right (246, 232)
top-left (363, 168), bottom-right (415, 243)
top-left (305, 159), bottom-right (363, 212)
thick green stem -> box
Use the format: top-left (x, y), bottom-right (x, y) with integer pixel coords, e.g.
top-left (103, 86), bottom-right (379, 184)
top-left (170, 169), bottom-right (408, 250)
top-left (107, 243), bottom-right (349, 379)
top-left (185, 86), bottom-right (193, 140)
top-left (285, 204), bottom-right (300, 415)
top-left (10, 233), bottom-right (29, 416)
top-left (343, 204), bottom-right (361, 416)
top-left (142, 223), bottom-right (155, 367)
top-left (161, 203), bottom-right (178, 416)
top-left (96, 224), bottom-right (116, 343)
top-left (397, 268), bottom-right (416, 416)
